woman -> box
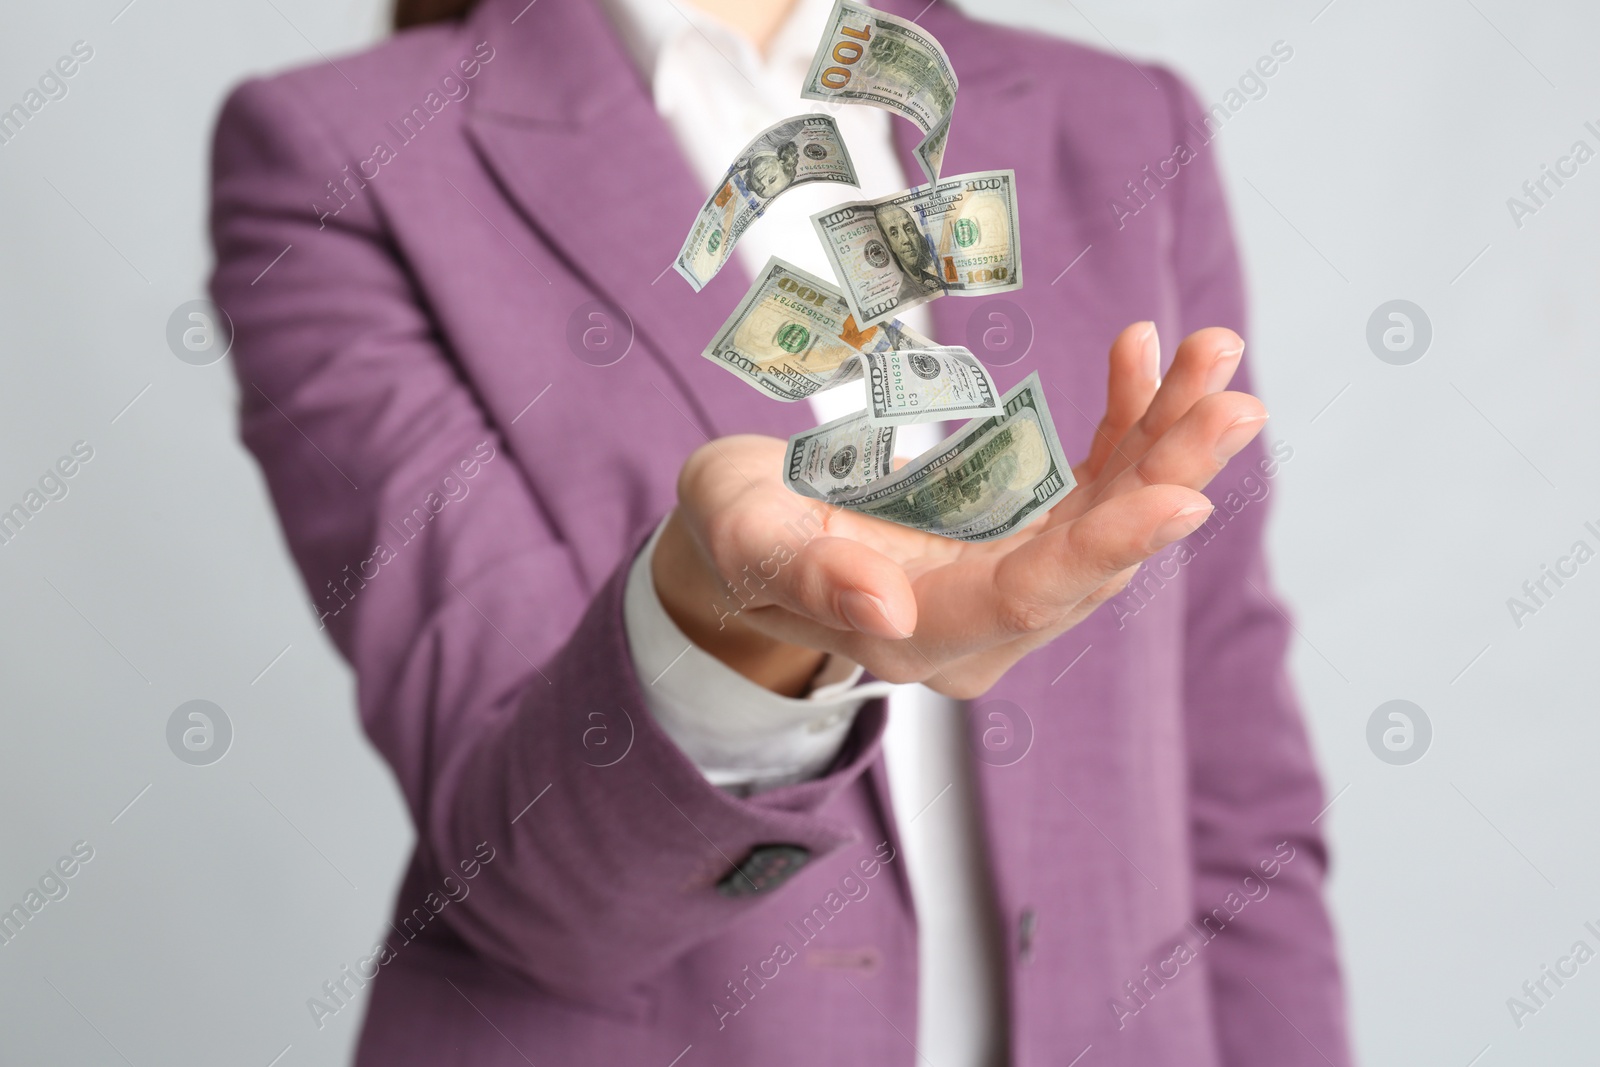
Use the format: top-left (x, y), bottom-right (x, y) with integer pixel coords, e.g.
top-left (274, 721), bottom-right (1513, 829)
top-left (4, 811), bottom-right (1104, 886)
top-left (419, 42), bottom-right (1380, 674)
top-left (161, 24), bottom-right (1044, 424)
top-left (209, 0), bottom-right (1349, 1063)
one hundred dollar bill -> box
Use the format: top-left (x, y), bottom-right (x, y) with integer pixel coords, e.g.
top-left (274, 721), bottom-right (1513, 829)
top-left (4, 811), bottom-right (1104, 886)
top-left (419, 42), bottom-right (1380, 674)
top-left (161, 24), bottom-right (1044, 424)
top-left (862, 346), bottom-right (1001, 426)
top-left (801, 0), bottom-right (957, 184)
top-left (703, 257), bottom-right (928, 401)
top-left (785, 411), bottom-right (898, 500)
top-left (811, 170), bottom-right (1022, 328)
top-left (702, 257), bottom-right (1001, 425)
top-left (784, 372), bottom-right (1074, 542)
top-left (674, 115), bottom-right (859, 291)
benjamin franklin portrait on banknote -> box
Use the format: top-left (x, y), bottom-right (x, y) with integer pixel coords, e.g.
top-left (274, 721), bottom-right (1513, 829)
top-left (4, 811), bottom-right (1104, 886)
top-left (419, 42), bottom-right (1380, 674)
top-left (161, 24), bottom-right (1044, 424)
top-left (873, 203), bottom-right (943, 303)
top-left (737, 128), bottom-right (804, 200)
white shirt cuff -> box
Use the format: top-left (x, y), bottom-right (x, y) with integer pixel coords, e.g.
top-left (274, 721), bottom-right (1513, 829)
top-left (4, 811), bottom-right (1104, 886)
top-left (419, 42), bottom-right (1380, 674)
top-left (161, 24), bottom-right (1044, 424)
top-left (623, 516), bottom-right (894, 794)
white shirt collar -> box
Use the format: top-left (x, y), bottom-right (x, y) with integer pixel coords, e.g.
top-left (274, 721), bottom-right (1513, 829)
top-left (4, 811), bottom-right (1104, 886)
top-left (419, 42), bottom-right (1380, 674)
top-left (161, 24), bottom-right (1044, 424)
top-left (596, 0), bottom-right (839, 88)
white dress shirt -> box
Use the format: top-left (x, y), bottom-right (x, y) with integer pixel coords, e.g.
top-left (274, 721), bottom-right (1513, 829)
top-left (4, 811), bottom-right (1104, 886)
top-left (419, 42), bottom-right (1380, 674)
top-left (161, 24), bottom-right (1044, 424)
top-left (604, 1), bottom-right (1006, 1062)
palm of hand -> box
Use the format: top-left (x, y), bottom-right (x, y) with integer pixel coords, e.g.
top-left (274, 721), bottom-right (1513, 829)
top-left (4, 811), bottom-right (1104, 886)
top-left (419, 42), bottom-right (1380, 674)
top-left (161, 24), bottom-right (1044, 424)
top-left (668, 324), bottom-right (1266, 698)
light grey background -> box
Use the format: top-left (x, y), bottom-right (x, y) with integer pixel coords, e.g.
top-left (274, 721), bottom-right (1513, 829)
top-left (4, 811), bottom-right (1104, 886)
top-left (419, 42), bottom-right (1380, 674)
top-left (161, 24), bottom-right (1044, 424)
top-left (1, 0), bottom-right (1595, 1064)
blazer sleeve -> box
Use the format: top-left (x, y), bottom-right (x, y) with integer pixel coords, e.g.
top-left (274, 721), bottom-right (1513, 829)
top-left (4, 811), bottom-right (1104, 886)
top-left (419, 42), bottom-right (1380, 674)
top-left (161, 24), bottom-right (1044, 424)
top-left (1150, 68), bottom-right (1352, 1065)
top-left (207, 75), bottom-right (884, 1005)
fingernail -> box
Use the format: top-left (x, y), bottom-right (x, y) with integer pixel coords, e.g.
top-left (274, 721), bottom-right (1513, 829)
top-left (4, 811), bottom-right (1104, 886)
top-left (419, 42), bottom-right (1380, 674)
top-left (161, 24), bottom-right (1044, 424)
top-left (1213, 413), bottom-right (1269, 462)
top-left (1150, 504), bottom-right (1213, 550)
top-left (1205, 344), bottom-right (1245, 393)
top-left (840, 590), bottom-right (898, 636)
top-left (1141, 322), bottom-right (1161, 382)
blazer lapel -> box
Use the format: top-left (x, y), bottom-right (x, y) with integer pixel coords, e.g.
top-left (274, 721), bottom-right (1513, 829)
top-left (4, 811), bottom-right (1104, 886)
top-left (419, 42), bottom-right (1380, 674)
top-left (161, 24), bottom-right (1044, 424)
top-left (464, 0), bottom-right (815, 442)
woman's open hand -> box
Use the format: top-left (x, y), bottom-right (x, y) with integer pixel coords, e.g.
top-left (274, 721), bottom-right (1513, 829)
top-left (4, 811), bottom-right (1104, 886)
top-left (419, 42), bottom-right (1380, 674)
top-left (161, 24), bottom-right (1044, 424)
top-left (653, 323), bottom-right (1266, 699)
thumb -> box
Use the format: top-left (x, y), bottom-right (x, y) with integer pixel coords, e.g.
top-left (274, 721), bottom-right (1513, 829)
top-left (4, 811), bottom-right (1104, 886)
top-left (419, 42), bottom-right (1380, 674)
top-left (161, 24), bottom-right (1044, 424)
top-left (990, 484), bottom-right (1214, 635)
top-left (756, 534), bottom-right (917, 639)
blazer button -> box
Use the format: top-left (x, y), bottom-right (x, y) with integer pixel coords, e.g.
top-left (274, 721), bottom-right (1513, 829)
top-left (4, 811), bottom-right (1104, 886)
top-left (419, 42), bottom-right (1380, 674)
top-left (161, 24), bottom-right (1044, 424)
top-left (1018, 906), bottom-right (1038, 964)
top-left (716, 844), bottom-right (810, 898)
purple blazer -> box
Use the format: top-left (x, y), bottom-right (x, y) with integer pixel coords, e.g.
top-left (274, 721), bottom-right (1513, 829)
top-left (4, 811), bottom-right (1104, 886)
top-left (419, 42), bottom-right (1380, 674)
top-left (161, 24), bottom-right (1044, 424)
top-left (208, 0), bottom-right (1349, 1063)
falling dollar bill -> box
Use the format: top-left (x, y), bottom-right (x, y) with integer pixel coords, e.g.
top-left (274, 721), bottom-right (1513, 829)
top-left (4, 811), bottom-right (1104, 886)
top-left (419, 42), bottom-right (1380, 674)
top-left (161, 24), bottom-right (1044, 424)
top-left (784, 372), bottom-right (1074, 542)
top-left (785, 412), bottom-right (898, 499)
top-left (703, 256), bottom-right (1001, 425)
top-left (812, 170), bottom-right (1021, 328)
top-left (801, 0), bottom-right (957, 185)
top-left (703, 257), bottom-right (923, 401)
top-left (674, 115), bottom-right (859, 291)
top-left (862, 346), bottom-right (1000, 426)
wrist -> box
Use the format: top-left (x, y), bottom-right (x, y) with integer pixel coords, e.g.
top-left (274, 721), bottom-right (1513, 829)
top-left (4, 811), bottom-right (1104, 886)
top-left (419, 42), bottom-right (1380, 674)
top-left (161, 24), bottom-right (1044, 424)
top-left (653, 509), bottom-right (828, 697)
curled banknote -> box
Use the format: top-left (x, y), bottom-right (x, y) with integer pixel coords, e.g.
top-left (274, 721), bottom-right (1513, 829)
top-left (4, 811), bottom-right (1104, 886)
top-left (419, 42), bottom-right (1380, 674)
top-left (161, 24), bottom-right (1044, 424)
top-left (784, 372), bottom-right (1074, 542)
top-left (812, 170), bottom-right (1022, 328)
top-left (863, 346), bottom-right (1001, 427)
top-left (785, 414), bottom-right (897, 499)
top-left (674, 115), bottom-right (859, 291)
top-left (801, 0), bottom-right (957, 185)
top-left (703, 257), bottom-right (1001, 425)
